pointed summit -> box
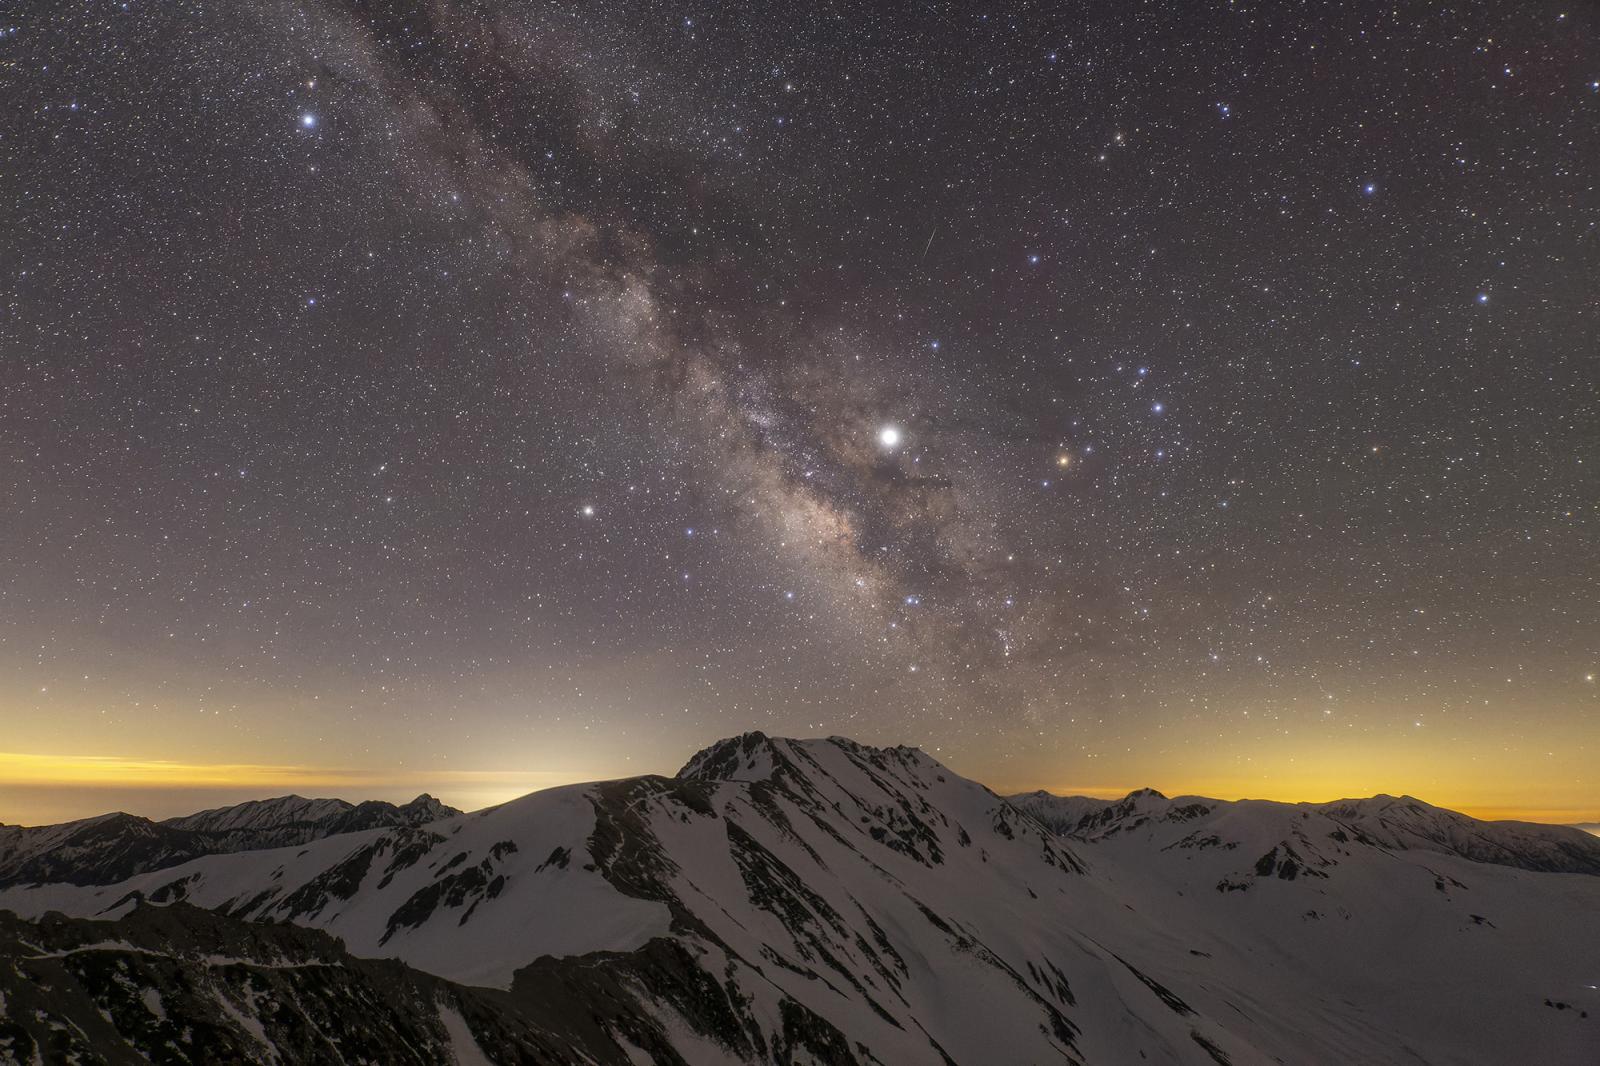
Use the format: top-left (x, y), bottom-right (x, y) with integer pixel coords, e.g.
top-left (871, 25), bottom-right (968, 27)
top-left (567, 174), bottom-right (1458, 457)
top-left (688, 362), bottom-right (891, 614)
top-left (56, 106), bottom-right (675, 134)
top-left (676, 730), bottom-right (783, 781)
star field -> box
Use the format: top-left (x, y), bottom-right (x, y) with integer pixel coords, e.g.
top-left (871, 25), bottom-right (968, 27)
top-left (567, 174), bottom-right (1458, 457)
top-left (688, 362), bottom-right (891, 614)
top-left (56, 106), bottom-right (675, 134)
top-left (2, 0), bottom-right (1596, 821)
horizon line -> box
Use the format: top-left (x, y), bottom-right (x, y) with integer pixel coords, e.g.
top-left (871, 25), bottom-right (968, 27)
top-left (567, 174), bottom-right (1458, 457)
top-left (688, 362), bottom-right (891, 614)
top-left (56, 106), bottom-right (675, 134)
top-left (2, 747), bottom-right (1596, 830)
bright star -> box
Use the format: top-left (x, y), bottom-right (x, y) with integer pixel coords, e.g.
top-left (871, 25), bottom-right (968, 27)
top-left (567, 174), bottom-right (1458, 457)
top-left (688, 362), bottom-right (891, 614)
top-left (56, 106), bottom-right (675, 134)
top-left (1476, 292), bottom-right (1489, 304)
top-left (879, 425), bottom-right (902, 448)
top-left (580, 504), bottom-right (595, 517)
top-left (300, 113), bottom-right (317, 129)
top-left (1151, 402), bottom-right (1164, 414)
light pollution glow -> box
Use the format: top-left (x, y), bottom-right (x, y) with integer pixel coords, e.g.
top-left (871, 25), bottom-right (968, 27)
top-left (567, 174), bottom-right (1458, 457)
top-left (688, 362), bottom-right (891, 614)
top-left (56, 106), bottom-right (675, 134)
top-left (3, 730), bottom-right (1595, 829)
top-left (4, 0), bottom-right (1596, 862)
top-left (0, 751), bottom-right (594, 826)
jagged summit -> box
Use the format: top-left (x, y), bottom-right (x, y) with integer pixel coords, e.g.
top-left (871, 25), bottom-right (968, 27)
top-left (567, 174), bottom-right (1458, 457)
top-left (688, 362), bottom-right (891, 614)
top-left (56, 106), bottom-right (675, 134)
top-left (676, 731), bottom-right (937, 785)
top-left (676, 729), bottom-right (780, 780)
top-left (391, 792), bottom-right (453, 821)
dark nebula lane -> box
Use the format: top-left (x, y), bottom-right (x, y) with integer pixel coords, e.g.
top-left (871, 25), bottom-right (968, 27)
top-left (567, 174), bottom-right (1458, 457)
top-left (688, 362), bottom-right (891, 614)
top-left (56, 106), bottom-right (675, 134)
top-left (1, 0), bottom-right (1596, 823)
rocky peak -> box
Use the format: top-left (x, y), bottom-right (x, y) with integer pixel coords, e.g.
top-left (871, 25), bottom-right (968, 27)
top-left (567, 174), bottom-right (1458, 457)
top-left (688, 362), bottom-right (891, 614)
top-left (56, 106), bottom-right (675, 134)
top-left (675, 730), bottom-right (783, 781)
top-left (397, 793), bottom-right (456, 821)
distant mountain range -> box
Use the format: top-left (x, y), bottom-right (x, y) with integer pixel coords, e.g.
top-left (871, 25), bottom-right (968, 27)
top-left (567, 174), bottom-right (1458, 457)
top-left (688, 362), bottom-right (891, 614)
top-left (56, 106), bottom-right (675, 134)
top-left (0, 792), bottom-right (457, 888)
top-left (0, 733), bottom-right (1594, 1064)
top-left (1009, 786), bottom-right (1600, 875)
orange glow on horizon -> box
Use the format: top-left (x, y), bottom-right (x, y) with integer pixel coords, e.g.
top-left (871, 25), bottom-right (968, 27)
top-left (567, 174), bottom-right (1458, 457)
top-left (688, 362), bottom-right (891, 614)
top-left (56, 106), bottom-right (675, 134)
top-left (0, 751), bottom-right (597, 824)
top-left (976, 718), bottom-right (1600, 829)
top-left (3, 742), bottom-right (1595, 829)
top-left (1004, 771), bottom-right (1600, 826)
top-left (1014, 778), bottom-right (1598, 826)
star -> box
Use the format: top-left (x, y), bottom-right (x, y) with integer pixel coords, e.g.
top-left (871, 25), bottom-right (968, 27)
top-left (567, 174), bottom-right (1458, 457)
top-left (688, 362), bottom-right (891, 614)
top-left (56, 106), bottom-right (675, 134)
top-left (3, 0), bottom-right (1589, 845)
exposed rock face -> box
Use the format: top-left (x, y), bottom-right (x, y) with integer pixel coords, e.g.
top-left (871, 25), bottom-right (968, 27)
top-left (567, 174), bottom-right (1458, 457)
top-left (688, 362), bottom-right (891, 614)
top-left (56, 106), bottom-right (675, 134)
top-left (0, 903), bottom-right (672, 1065)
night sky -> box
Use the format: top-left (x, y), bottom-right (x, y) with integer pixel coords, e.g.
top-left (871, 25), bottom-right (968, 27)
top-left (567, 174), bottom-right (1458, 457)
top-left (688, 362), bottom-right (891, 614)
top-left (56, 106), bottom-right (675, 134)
top-left (3, 1), bottom-right (1597, 825)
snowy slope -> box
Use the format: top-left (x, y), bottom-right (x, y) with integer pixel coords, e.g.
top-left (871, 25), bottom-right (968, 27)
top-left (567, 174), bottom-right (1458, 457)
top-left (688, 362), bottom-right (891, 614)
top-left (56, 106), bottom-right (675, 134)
top-left (0, 793), bottom-right (459, 888)
top-left (1012, 788), bottom-right (1600, 874)
top-left (1, 782), bottom-right (670, 989)
top-left (162, 795), bottom-right (359, 832)
top-left (164, 792), bottom-right (455, 835)
top-left (2, 734), bottom-right (1596, 1064)
top-left (1012, 785), bottom-right (1600, 1063)
top-left (1316, 794), bottom-right (1600, 874)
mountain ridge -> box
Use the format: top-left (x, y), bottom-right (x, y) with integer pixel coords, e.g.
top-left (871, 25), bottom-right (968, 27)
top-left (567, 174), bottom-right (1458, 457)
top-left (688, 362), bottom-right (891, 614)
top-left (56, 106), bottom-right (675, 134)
top-left (0, 792), bottom-right (460, 889)
top-left (2, 734), bottom-right (1596, 1064)
top-left (1011, 786), bottom-right (1600, 876)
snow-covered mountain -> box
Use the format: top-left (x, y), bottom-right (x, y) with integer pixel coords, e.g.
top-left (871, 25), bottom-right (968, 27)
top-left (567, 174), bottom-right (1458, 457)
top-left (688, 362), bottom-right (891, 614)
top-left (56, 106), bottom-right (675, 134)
top-left (1, 734), bottom-right (1595, 1064)
top-left (0, 793), bottom-right (457, 888)
top-left (164, 792), bottom-right (457, 839)
top-left (1011, 787), bottom-right (1600, 875)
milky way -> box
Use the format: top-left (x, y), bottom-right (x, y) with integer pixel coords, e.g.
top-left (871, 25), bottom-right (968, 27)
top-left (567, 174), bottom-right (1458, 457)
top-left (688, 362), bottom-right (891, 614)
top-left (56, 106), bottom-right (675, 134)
top-left (2, 1), bottom-right (1596, 819)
